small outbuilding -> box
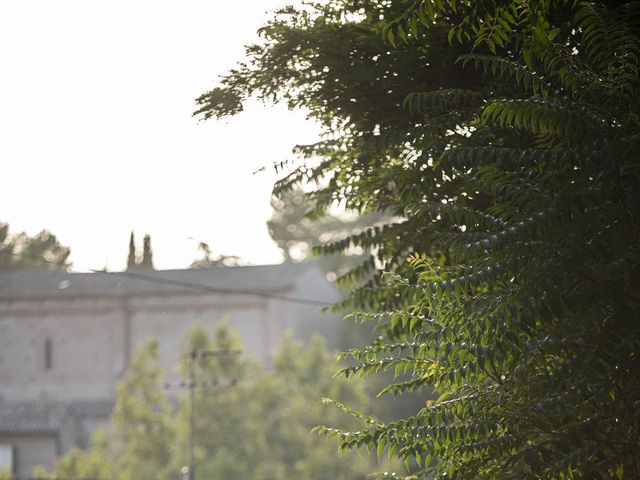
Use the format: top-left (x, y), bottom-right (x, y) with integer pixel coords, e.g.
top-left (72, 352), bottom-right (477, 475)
top-left (0, 401), bottom-right (81, 477)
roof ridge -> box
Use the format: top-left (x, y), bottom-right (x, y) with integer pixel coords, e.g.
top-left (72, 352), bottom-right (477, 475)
top-left (0, 261), bottom-right (326, 301)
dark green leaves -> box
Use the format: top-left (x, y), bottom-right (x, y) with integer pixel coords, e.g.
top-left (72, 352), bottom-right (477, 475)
top-left (197, 0), bottom-right (640, 478)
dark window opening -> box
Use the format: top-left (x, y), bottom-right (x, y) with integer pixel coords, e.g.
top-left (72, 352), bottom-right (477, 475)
top-left (45, 339), bottom-right (52, 370)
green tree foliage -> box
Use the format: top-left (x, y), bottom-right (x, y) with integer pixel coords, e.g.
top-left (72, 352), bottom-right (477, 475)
top-left (171, 323), bottom-right (378, 480)
top-left (268, 187), bottom-right (393, 282)
top-left (127, 231), bottom-right (136, 270)
top-left (0, 222), bottom-right (70, 271)
top-left (52, 430), bottom-right (117, 480)
top-left (141, 234), bottom-right (154, 268)
top-left (48, 324), bottom-right (383, 480)
top-left (197, 0), bottom-right (640, 478)
top-left (195, 0), bottom-right (482, 311)
top-left (51, 340), bottom-right (174, 480)
top-left (268, 189), bottom-right (430, 419)
top-left (127, 232), bottom-right (157, 270)
top-left (110, 339), bottom-right (174, 479)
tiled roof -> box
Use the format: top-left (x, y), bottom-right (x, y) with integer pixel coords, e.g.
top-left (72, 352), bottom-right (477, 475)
top-left (0, 262), bottom-right (319, 300)
top-left (0, 402), bottom-right (75, 433)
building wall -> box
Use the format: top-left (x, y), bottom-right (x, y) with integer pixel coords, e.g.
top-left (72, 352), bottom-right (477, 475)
top-left (0, 293), bottom-right (267, 403)
top-left (0, 278), bottom-right (341, 404)
top-left (57, 413), bottom-right (81, 459)
top-left (0, 434), bottom-right (57, 477)
top-left (0, 298), bottom-right (126, 403)
top-left (128, 292), bottom-right (280, 382)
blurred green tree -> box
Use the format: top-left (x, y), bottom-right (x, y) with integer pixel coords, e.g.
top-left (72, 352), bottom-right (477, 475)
top-left (110, 339), bottom-right (174, 479)
top-left (52, 430), bottom-right (117, 480)
top-left (0, 222), bottom-right (70, 271)
top-left (188, 238), bottom-right (245, 268)
top-left (268, 188), bottom-right (393, 283)
top-left (46, 324), bottom-right (388, 480)
top-left (51, 339), bottom-right (174, 480)
top-left (141, 234), bottom-right (154, 269)
top-left (126, 231), bottom-right (136, 270)
top-left (171, 323), bottom-right (381, 480)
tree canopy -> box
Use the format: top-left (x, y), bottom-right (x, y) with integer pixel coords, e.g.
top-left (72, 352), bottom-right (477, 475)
top-left (48, 324), bottom-right (387, 480)
top-left (0, 222), bottom-right (70, 271)
top-left (198, 0), bottom-right (640, 478)
top-left (189, 238), bottom-right (246, 268)
top-left (126, 232), bottom-right (157, 270)
top-left (268, 187), bottom-right (391, 281)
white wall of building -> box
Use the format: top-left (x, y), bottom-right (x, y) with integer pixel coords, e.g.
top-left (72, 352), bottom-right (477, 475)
top-left (0, 298), bottom-right (126, 403)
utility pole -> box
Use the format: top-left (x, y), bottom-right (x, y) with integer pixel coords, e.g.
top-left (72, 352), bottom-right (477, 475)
top-left (178, 348), bottom-right (241, 480)
top-left (188, 350), bottom-right (196, 480)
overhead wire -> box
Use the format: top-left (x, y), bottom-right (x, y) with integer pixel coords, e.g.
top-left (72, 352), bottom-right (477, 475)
top-left (0, 251), bottom-right (334, 307)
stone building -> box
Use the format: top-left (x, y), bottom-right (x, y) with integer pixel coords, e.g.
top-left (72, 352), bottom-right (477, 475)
top-left (0, 402), bottom-right (80, 477)
top-left (0, 261), bottom-right (342, 476)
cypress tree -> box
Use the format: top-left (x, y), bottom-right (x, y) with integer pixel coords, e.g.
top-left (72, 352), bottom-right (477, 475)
top-left (141, 234), bottom-right (154, 269)
top-left (127, 232), bottom-right (136, 270)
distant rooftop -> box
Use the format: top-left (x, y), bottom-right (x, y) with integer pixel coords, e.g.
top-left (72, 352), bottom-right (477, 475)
top-left (0, 401), bottom-right (76, 434)
top-left (0, 262), bottom-right (320, 300)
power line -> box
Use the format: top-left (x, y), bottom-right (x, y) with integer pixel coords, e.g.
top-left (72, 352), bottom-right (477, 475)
top-left (0, 251), bottom-right (334, 307)
top-left (102, 269), bottom-right (330, 306)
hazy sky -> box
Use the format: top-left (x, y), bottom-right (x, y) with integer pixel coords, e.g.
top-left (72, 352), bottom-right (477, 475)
top-left (0, 0), bottom-right (321, 272)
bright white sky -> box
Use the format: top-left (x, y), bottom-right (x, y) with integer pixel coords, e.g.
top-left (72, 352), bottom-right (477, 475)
top-left (0, 0), bottom-right (321, 272)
